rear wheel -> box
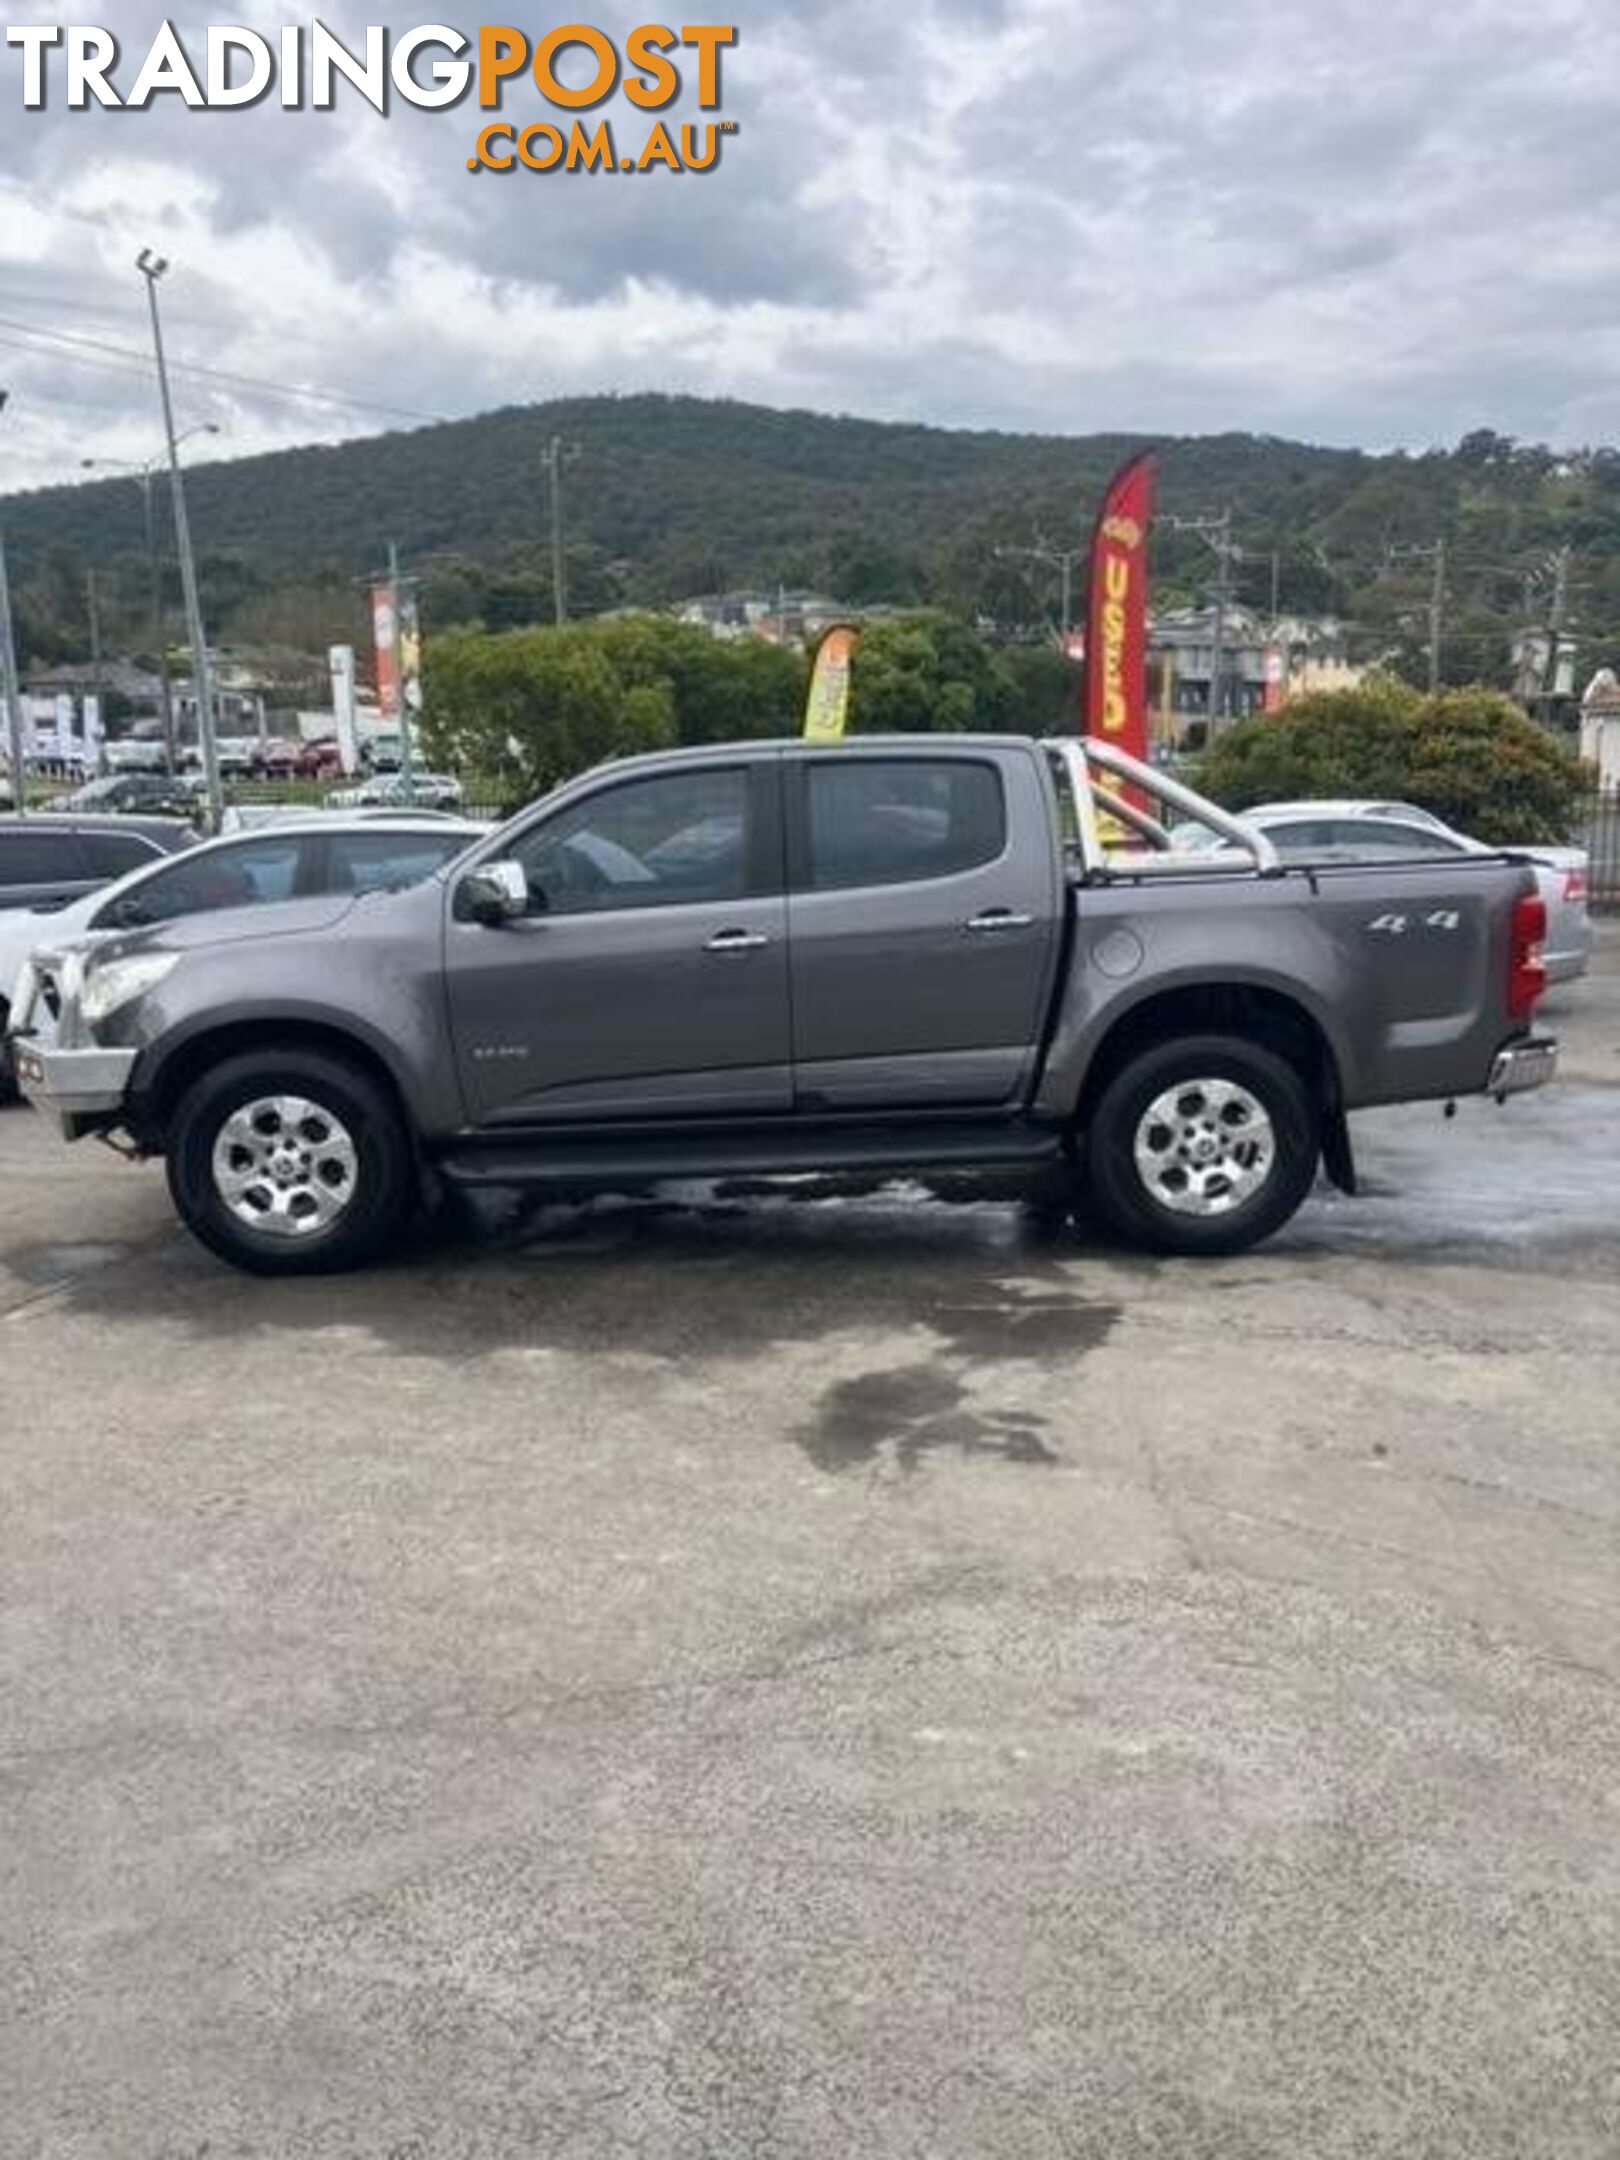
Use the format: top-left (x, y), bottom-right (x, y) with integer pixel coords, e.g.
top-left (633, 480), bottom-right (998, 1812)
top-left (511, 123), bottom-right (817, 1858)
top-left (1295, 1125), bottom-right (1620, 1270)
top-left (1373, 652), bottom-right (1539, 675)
top-left (166, 1048), bottom-right (415, 1275)
top-left (1084, 1033), bottom-right (1318, 1256)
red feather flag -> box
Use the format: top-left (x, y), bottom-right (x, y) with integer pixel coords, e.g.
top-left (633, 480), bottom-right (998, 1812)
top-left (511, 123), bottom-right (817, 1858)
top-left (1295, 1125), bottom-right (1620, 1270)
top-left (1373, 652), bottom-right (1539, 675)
top-left (1082, 451), bottom-right (1156, 766)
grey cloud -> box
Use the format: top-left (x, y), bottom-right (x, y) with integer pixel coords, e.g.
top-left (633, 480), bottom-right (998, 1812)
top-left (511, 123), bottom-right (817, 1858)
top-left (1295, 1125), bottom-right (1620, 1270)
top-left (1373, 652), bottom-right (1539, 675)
top-left (4, 0), bottom-right (1620, 486)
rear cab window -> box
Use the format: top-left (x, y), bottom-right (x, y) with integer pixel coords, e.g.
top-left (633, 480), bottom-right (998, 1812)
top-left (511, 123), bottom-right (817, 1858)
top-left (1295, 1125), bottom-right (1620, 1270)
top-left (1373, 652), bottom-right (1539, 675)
top-left (800, 758), bottom-right (1007, 890)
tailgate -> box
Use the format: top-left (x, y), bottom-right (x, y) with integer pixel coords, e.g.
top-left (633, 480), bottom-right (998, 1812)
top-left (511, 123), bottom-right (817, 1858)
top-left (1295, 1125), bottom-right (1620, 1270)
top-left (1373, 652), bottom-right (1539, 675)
top-left (1301, 855), bottom-right (1541, 1104)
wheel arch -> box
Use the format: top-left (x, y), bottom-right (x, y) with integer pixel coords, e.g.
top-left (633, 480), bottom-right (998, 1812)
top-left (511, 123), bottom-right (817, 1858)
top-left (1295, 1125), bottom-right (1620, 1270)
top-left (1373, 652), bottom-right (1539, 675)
top-left (132, 1015), bottom-right (417, 1153)
top-left (1072, 980), bottom-right (1346, 1136)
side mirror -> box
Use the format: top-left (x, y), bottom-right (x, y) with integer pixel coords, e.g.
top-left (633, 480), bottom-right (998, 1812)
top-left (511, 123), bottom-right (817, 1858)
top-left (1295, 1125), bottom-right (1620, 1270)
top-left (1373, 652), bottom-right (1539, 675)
top-left (457, 859), bottom-right (530, 924)
top-left (105, 895), bottom-right (151, 929)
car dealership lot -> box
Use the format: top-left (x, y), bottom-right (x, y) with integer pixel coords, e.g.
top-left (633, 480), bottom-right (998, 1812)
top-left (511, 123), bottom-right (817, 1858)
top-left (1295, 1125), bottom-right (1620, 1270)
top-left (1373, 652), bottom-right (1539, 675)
top-left (4, 934), bottom-right (1618, 2157)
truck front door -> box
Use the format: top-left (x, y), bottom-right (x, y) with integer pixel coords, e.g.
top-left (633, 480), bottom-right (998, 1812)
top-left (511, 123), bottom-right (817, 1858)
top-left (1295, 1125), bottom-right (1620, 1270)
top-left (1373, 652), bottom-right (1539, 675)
top-left (445, 758), bottom-right (791, 1126)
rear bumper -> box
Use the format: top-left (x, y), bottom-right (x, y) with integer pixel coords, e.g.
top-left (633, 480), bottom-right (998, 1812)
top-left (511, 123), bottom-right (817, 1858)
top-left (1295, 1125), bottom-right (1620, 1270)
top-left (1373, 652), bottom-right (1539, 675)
top-left (1487, 1036), bottom-right (1558, 1099)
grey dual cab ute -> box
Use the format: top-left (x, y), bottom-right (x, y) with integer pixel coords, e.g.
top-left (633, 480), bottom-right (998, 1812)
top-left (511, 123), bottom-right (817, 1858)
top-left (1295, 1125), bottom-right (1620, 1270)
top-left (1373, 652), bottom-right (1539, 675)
top-left (11, 734), bottom-right (1557, 1275)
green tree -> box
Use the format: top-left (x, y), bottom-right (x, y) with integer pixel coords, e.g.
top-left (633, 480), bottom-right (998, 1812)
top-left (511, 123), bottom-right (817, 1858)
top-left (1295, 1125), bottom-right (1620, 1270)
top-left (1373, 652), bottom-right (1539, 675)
top-left (421, 625), bottom-right (673, 800)
top-left (845, 613), bottom-right (1017, 734)
top-left (1199, 680), bottom-right (1585, 844)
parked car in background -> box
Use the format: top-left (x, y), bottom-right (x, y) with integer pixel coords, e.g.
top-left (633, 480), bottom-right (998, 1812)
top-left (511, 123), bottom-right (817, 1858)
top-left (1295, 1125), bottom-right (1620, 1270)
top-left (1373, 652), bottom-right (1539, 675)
top-left (213, 737), bottom-right (260, 779)
top-left (0, 815), bottom-right (482, 1098)
top-left (362, 731), bottom-right (404, 773)
top-left (329, 771), bottom-right (466, 813)
top-left (50, 772), bottom-right (197, 820)
top-left (1171, 800), bottom-right (1593, 983)
top-left (295, 737), bottom-right (344, 781)
top-left (251, 737), bottom-right (304, 779)
top-left (103, 739), bottom-right (172, 775)
top-left (0, 813), bottom-right (194, 1093)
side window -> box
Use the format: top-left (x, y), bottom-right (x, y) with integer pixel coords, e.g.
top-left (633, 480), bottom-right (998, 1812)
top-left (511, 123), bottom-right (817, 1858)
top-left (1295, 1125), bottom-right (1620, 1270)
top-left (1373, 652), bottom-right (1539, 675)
top-left (323, 831), bottom-right (465, 895)
top-left (98, 837), bottom-right (303, 928)
top-left (510, 768), bottom-right (749, 915)
top-left (1340, 821), bottom-right (1465, 857)
top-left (0, 831), bottom-right (88, 888)
top-left (82, 832), bottom-right (163, 880)
top-left (1264, 821), bottom-right (1338, 858)
top-left (804, 759), bottom-right (1006, 890)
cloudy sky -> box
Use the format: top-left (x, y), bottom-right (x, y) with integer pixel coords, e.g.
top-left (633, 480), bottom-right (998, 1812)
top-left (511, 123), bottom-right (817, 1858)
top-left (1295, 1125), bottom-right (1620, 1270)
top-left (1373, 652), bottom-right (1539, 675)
top-left (1, 0), bottom-right (1618, 492)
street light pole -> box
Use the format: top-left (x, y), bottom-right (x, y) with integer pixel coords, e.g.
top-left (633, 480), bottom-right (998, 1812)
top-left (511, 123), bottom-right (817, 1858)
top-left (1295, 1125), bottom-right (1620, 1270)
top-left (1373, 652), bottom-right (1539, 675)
top-left (139, 469), bottom-right (179, 772)
top-left (82, 424), bottom-right (216, 776)
top-left (0, 389), bottom-right (27, 815)
top-left (137, 249), bottom-right (222, 826)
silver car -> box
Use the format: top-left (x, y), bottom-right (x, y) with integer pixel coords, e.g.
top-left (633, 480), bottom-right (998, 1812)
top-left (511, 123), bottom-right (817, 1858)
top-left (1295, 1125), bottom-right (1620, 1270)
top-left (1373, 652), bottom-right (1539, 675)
top-left (1173, 799), bottom-right (1593, 982)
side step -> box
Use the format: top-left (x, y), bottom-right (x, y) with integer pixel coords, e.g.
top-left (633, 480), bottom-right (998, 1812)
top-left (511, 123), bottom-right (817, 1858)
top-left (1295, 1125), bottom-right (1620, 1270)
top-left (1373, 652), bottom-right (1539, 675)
top-left (434, 1117), bottom-right (1065, 1189)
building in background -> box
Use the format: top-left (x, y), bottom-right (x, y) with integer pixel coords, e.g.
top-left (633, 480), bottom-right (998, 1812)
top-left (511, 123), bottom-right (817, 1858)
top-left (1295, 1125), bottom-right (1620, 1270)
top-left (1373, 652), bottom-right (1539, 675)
top-left (1149, 607), bottom-right (1363, 739)
top-left (675, 591), bottom-right (859, 644)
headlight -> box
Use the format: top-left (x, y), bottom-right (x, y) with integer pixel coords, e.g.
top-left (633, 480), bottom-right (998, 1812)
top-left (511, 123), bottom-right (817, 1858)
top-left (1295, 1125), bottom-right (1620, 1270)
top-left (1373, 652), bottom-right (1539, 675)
top-left (79, 951), bottom-right (179, 1027)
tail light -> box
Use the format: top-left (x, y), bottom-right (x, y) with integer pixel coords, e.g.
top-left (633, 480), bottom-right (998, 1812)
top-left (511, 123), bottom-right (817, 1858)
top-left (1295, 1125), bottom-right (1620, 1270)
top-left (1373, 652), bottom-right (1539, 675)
top-left (1563, 866), bottom-right (1588, 906)
top-left (1508, 893), bottom-right (1547, 1019)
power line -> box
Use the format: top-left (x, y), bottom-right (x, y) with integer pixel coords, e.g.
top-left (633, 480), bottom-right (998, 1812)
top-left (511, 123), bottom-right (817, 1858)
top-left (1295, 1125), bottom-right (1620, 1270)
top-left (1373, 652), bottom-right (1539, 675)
top-left (0, 313), bottom-right (447, 426)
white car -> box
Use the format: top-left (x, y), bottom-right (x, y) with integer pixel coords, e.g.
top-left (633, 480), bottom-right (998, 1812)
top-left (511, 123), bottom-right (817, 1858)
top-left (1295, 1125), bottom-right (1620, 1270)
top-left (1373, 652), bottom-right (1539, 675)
top-left (329, 771), bottom-right (465, 813)
top-left (1172, 798), bottom-right (1592, 983)
top-left (1, 815), bottom-right (483, 1096)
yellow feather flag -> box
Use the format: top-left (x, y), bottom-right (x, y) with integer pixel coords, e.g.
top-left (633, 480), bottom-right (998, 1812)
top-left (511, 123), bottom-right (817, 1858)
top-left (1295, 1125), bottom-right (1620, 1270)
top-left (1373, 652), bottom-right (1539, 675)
top-left (802, 624), bottom-right (859, 741)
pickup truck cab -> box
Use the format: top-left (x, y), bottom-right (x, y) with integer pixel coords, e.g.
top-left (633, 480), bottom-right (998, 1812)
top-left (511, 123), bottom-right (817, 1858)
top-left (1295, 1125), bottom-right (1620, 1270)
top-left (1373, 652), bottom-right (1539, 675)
top-left (10, 735), bottom-right (1557, 1274)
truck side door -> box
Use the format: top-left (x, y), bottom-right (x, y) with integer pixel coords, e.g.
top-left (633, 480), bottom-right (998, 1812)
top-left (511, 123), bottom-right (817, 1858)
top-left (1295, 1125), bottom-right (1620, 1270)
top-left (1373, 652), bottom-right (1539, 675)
top-left (445, 758), bottom-right (792, 1126)
top-left (784, 746), bottom-right (1062, 1111)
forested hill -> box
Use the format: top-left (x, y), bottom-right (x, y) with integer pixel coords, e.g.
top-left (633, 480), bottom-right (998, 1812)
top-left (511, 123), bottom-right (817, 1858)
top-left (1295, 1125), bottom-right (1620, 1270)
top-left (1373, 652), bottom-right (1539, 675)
top-left (5, 393), bottom-right (1620, 685)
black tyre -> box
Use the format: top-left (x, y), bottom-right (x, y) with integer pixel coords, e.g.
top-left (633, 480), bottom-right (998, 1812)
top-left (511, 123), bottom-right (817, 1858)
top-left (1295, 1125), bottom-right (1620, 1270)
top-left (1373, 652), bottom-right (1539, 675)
top-left (0, 1001), bottom-right (16, 1104)
top-left (166, 1048), bottom-right (415, 1275)
top-left (1084, 1033), bottom-right (1318, 1257)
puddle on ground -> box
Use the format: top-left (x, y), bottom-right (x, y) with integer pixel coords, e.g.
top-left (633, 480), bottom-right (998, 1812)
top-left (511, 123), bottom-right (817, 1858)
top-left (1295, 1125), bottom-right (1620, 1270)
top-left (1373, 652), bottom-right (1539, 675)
top-left (800, 1362), bottom-right (1061, 1476)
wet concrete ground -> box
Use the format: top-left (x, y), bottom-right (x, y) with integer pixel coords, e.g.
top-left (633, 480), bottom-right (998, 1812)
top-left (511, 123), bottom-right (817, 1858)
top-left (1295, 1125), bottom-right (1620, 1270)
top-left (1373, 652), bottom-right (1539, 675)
top-left (3, 929), bottom-right (1618, 2157)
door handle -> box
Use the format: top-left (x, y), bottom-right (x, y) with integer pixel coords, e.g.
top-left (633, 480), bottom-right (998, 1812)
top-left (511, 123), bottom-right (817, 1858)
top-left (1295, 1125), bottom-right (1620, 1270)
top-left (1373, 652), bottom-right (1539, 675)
top-left (704, 926), bottom-right (770, 952)
top-left (964, 909), bottom-right (1034, 933)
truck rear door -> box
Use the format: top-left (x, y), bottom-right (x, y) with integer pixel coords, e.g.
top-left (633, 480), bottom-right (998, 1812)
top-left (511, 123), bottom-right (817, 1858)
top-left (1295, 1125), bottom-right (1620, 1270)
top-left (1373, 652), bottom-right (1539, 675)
top-left (783, 744), bottom-right (1062, 1111)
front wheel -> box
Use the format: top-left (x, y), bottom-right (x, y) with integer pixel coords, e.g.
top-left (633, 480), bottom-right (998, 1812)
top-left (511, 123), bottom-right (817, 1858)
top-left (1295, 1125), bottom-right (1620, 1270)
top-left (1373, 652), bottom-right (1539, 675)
top-left (1084, 1034), bottom-right (1319, 1256)
top-left (166, 1048), bottom-right (416, 1275)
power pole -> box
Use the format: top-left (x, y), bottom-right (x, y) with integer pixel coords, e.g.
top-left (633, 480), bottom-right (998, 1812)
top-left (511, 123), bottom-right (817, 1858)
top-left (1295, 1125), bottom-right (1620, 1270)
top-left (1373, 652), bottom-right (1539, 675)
top-left (137, 249), bottom-right (222, 828)
top-left (1428, 537), bottom-right (1446, 693)
top-left (389, 539), bottom-right (415, 792)
top-left (1166, 511), bottom-right (1239, 728)
top-left (541, 435), bottom-right (579, 625)
top-left (1209, 514), bottom-right (1233, 726)
top-left (0, 534), bottom-right (25, 817)
top-left (994, 539), bottom-right (1087, 638)
top-left (1541, 543), bottom-right (1572, 707)
top-left (1385, 538), bottom-right (1448, 691)
top-left (86, 567), bottom-right (104, 767)
top-left (0, 388), bottom-right (24, 814)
